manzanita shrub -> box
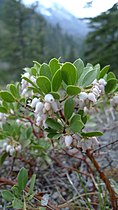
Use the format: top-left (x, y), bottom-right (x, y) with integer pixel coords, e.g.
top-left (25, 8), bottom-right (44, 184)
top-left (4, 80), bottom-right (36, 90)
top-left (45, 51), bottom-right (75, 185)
top-left (0, 58), bottom-right (118, 209)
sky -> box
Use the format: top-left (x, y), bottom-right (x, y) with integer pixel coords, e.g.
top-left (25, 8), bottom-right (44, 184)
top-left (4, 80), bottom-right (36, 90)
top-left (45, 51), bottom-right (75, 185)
top-left (23, 0), bottom-right (118, 18)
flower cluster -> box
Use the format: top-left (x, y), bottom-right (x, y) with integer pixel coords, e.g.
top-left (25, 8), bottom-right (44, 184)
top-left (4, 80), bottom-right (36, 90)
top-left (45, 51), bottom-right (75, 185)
top-left (21, 72), bottom-right (36, 97)
top-left (78, 78), bottom-right (107, 110)
top-left (30, 94), bottom-right (58, 128)
top-left (3, 142), bottom-right (22, 156)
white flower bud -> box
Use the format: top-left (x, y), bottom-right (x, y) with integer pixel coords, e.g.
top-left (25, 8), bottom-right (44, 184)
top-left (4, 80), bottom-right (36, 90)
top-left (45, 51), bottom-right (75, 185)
top-left (84, 106), bottom-right (89, 114)
top-left (65, 135), bottom-right (73, 147)
top-left (34, 102), bottom-right (44, 114)
top-left (22, 72), bottom-right (30, 79)
top-left (44, 94), bottom-right (55, 103)
top-left (6, 145), bottom-right (12, 153)
top-left (3, 142), bottom-right (8, 150)
top-left (92, 79), bottom-right (98, 85)
top-left (16, 119), bottom-right (22, 124)
top-left (87, 93), bottom-right (96, 103)
top-left (99, 78), bottom-right (107, 86)
top-left (21, 88), bottom-right (27, 96)
top-left (36, 115), bottom-right (42, 126)
top-left (30, 76), bottom-right (36, 84)
top-left (92, 87), bottom-right (101, 96)
top-left (43, 107), bottom-right (47, 114)
top-left (79, 92), bottom-right (88, 101)
top-left (91, 137), bottom-right (99, 145)
top-left (99, 84), bottom-right (105, 92)
top-left (31, 97), bottom-right (40, 108)
top-left (16, 145), bottom-right (22, 152)
top-left (113, 95), bottom-right (118, 104)
top-left (9, 147), bottom-right (15, 156)
top-left (51, 102), bottom-right (58, 112)
top-left (44, 102), bottom-right (51, 111)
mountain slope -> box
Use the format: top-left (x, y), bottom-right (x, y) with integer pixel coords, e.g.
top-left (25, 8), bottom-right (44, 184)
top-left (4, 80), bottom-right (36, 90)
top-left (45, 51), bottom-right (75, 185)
top-left (36, 2), bottom-right (89, 37)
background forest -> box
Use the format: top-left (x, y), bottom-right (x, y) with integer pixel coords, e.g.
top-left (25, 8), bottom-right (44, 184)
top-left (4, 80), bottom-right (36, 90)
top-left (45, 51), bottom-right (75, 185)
top-left (0, 0), bottom-right (118, 84)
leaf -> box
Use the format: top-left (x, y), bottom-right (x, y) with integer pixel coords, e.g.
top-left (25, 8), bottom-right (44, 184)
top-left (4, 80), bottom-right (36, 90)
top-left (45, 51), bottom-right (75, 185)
top-left (12, 198), bottom-right (23, 209)
top-left (99, 65), bottom-right (110, 79)
top-left (78, 66), bottom-right (93, 85)
top-left (31, 67), bottom-right (37, 76)
top-left (52, 69), bottom-right (62, 91)
top-left (0, 106), bottom-right (8, 113)
top-left (46, 118), bottom-right (63, 131)
top-left (17, 167), bottom-right (28, 191)
top-left (64, 98), bottom-right (74, 120)
top-left (70, 114), bottom-right (84, 133)
top-left (0, 152), bottom-right (8, 166)
top-left (49, 58), bottom-right (61, 76)
top-left (47, 133), bottom-right (62, 139)
top-left (107, 72), bottom-right (116, 81)
top-left (66, 85), bottom-right (81, 95)
top-left (26, 127), bottom-right (32, 139)
top-left (36, 76), bottom-right (51, 94)
top-left (81, 131), bottom-right (103, 137)
top-left (94, 64), bottom-right (100, 78)
top-left (40, 63), bottom-right (52, 80)
top-left (105, 78), bottom-right (117, 94)
top-left (82, 70), bottom-right (98, 87)
top-left (61, 62), bottom-right (77, 85)
top-left (0, 91), bottom-right (15, 103)
top-left (29, 174), bottom-right (36, 195)
top-left (9, 84), bottom-right (20, 99)
top-left (73, 58), bottom-right (84, 80)
top-left (2, 190), bottom-right (14, 202)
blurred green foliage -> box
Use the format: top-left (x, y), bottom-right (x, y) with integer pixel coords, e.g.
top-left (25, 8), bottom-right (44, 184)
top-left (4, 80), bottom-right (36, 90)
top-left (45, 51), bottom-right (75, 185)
top-left (85, 3), bottom-right (118, 77)
top-left (0, 0), bottom-right (82, 84)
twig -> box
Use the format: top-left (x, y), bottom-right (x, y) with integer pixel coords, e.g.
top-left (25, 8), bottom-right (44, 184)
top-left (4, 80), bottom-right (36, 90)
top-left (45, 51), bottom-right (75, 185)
top-left (86, 149), bottom-right (118, 210)
top-left (92, 139), bottom-right (118, 154)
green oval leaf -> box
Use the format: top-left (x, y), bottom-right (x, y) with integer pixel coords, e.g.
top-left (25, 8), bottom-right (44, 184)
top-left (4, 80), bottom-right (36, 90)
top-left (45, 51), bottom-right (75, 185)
top-left (52, 69), bottom-right (62, 91)
top-left (61, 62), bottom-right (77, 85)
top-left (81, 131), bottom-right (103, 137)
top-left (0, 91), bottom-right (15, 103)
top-left (107, 72), bottom-right (116, 81)
top-left (40, 63), bottom-right (52, 80)
top-left (0, 106), bottom-right (8, 113)
top-left (17, 167), bottom-right (28, 190)
top-left (82, 70), bottom-right (98, 87)
top-left (70, 114), bottom-right (84, 133)
top-left (36, 76), bottom-right (51, 94)
top-left (99, 65), bottom-right (110, 79)
top-left (10, 84), bottom-right (20, 99)
top-left (64, 98), bottom-right (74, 120)
top-left (2, 190), bottom-right (14, 202)
top-left (49, 58), bottom-right (61, 76)
top-left (46, 118), bottom-right (63, 131)
top-left (105, 78), bottom-right (117, 94)
top-left (29, 174), bottom-right (36, 195)
top-left (66, 85), bottom-right (81, 95)
top-left (73, 58), bottom-right (84, 80)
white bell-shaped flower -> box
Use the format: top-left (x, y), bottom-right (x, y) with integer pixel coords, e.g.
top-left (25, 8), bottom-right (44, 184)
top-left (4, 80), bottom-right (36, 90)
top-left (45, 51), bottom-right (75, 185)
top-left (44, 102), bottom-right (51, 111)
top-left (99, 78), bottom-right (107, 86)
top-left (79, 92), bottom-right (88, 101)
top-left (44, 94), bottom-right (54, 103)
top-left (31, 97), bottom-right (40, 108)
top-left (16, 145), bottom-right (22, 152)
top-left (34, 102), bottom-right (44, 114)
top-left (65, 135), bottom-right (73, 147)
top-left (87, 93), bottom-right (96, 103)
